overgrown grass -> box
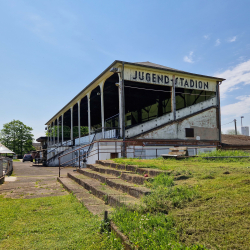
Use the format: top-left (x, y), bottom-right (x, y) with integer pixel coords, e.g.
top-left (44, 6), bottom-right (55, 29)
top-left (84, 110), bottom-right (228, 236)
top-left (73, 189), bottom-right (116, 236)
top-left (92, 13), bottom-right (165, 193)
top-left (143, 174), bottom-right (198, 213)
top-left (198, 149), bottom-right (250, 157)
top-left (111, 150), bottom-right (250, 249)
top-left (111, 174), bottom-right (201, 249)
top-left (112, 208), bottom-right (206, 250)
top-left (0, 194), bottom-right (123, 249)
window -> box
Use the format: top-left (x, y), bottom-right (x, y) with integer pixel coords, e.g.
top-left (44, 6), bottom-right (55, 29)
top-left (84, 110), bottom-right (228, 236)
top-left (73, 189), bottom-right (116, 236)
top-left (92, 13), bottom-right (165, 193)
top-left (176, 88), bottom-right (216, 111)
top-left (185, 128), bottom-right (194, 137)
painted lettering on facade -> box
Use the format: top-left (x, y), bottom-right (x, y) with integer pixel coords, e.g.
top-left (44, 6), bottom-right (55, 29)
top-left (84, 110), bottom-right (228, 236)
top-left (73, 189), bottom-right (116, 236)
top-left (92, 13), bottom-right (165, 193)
top-left (130, 70), bottom-right (211, 90)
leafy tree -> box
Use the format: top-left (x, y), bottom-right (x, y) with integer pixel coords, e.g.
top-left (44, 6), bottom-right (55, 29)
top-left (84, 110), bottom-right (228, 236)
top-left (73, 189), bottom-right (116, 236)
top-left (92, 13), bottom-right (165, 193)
top-left (46, 126), bottom-right (88, 139)
top-left (0, 120), bottom-right (35, 156)
top-left (226, 129), bottom-right (241, 135)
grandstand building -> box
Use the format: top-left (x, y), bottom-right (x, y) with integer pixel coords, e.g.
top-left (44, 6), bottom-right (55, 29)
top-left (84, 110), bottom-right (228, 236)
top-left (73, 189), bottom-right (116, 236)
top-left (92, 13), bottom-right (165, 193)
top-left (45, 61), bottom-right (225, 166)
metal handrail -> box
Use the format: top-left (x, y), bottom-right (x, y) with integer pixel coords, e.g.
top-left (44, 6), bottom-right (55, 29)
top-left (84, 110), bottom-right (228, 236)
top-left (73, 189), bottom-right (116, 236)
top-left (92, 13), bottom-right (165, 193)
top-left (57, 139), bottom-right (219, 177)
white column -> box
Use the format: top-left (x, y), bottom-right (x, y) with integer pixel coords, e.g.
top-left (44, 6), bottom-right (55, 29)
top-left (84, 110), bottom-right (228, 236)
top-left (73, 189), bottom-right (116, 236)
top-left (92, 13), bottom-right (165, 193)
top-left (172, 75), bottom-right (176, 120)
top-left (71, 107), bottom-right (73, 141)
top-left (47, 125), bottom-right (49, 146)
top-left (61, 114), bottom-right (64, 144)
top-left (118, 74), bottom-right (123, 138)
top-left (100, 82), bottom-right (105, 138)
top-left (57, 118), bottom-right (59, 144)
top-left (48, 125), bottom-right (50, 146)
top-left (53, 121), bottom-right (55, 145)
top-left (78, 100), bottom-right (81, 145)
top-left (87, 93), bottom-right (91, 137)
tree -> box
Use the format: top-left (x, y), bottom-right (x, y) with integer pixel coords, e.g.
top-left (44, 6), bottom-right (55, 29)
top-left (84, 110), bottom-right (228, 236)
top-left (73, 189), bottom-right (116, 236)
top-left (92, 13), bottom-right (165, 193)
top-left (226, 129), bottom-right (241, 135)
top-left (46, 126), bottom-right (88, 139)
top-left (0, 120), bottom-right (35, 156)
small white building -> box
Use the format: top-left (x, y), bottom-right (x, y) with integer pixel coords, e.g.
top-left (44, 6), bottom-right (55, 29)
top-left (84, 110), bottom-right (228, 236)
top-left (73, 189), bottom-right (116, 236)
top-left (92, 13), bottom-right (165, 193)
top-left (44, 61), bottom-right (225, 166)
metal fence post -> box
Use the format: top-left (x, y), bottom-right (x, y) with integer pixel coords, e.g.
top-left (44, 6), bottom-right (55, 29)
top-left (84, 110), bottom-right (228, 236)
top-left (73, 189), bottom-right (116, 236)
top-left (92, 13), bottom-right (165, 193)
top-left (98, 141), bottom-right (99, 161)
top-left (59, 157), bottom-right (61, 177)
top-left (79, 150), bottom-right (80, 168)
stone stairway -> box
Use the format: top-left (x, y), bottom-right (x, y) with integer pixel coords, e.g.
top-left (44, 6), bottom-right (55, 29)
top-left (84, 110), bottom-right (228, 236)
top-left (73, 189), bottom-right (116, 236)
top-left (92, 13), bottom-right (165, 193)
top-left (58, 160), bottom-right (165, 216)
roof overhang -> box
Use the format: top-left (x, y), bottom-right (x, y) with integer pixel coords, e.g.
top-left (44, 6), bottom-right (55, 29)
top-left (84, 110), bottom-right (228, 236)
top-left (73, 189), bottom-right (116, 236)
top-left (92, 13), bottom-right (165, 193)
top-left (45, 60), bottom-right (225, 125)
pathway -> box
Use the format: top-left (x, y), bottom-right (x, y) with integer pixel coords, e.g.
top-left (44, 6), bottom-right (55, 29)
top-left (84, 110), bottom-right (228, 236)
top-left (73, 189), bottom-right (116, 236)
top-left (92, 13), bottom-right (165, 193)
top-left (0, 161), bottom-right (72, 199)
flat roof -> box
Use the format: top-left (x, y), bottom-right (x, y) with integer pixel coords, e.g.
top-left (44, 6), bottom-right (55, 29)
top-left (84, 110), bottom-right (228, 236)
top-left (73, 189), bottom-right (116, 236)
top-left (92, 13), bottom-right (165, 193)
top-left (46, 60), bottom-right (225, 125)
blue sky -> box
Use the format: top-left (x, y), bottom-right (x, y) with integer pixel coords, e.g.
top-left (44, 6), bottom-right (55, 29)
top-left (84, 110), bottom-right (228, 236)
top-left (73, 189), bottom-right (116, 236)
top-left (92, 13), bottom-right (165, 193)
top-left (1, 0), bottom-right (250, 139)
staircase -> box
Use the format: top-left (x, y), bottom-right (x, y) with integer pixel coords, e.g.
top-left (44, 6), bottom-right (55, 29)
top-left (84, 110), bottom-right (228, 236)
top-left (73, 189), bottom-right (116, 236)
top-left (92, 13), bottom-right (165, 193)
top-left (58, 160), bottom-right (165, 215)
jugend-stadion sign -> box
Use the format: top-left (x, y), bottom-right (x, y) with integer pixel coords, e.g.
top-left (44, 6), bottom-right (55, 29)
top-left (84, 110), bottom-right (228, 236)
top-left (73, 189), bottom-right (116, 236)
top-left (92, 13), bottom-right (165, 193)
top-left (126, 69), bottom-right (217, 92)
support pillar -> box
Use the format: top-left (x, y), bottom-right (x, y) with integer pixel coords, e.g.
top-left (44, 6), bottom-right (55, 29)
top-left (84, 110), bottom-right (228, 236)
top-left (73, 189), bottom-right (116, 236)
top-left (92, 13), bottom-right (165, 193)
top-left (61, 114), bottom-right (64, 144)
top-left (71, 107), bottom-right (73, 141)
top-left (57, 118), bottom-right (59, 145)
top-left (118, 73), bottom-right (124, 139)
top-left (78, 100), bottom-right (81, 145)
top-left (171, 75), bottom-right (176, 121)
top-left (87, 93), bottom-right (91, 138)
top-left (216, 82), bottom-right (222, 143)
top-left (100, 81), bottom-right (105, 138)
top-left (53, 121), bottom-right (55, 145)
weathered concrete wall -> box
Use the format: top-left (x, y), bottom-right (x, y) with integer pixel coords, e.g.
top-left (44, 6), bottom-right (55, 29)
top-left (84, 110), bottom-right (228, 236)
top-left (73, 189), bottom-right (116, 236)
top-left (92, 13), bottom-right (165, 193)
top-left (135, 108), bottom-right (218, 140)
top-left (125, 97), bottom-right (217, 139)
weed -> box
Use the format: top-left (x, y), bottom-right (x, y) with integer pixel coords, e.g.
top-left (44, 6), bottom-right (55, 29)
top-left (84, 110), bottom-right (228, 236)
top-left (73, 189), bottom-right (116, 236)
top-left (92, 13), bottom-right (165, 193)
top-left (103, 194), bottom-right (108, 204)
top-left (111, 151), bottom-right (250, 249)
top-left (111, 207), bottom-right (206, 250)
top-left (0, 195), bottom-right (123, 249)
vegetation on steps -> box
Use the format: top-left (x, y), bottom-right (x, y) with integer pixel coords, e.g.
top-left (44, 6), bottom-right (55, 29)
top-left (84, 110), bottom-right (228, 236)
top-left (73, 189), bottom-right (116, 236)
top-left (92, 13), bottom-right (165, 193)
top-left (111, 150), bottom-right (250, 249)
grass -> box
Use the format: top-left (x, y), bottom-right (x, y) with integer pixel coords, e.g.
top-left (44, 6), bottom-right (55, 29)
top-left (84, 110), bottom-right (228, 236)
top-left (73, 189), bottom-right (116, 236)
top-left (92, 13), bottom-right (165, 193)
top-left (111, 150), bottom-right (250, 249)
top-left (0, 194), bottom-right (123, 249)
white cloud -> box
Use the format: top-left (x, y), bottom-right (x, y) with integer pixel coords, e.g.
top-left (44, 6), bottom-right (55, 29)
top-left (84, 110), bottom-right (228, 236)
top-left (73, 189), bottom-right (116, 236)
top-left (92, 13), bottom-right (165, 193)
top-left (203, 35), bottom-right (209, 39)
top-left (183, 51), bottom-right (194, 63)
top-left (221, 95), bottom-right (250, 116)
top-left (215, 59), bottom-right (250, 98)
top-left (27, 14), bottom-right (55, 44)
top-left (228, 36), bottom-right (237, 42)
top-left (215, 39), bottom-right (221, 46)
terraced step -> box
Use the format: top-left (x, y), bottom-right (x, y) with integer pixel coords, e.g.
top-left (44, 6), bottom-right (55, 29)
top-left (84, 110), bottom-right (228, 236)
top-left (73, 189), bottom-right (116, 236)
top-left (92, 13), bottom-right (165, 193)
top-left (68, 172), bottom-right (143, 208)
top-left (96, 160), bottom-right (168, 177)
top-left (78, 168), bottom-right (151, 198)
top-left (87, 164), bottom-right (129, 177)
top-left (57, 177), bottom-right (113, 216)
top-left (87, 164), bottom-right (149, 185)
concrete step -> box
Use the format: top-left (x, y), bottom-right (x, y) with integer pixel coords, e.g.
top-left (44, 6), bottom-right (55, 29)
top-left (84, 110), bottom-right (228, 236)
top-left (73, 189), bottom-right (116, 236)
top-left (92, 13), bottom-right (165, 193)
top-left (88, 164), bottom-right (149, 185)
top-left (78, 168), bottom-right (151, 198)
top-left (57, 176), bottom-right (113, 216)
top-left (96, 160), bottom-right (168, 177)
top-left (68, 172), bottom-right (143, 209)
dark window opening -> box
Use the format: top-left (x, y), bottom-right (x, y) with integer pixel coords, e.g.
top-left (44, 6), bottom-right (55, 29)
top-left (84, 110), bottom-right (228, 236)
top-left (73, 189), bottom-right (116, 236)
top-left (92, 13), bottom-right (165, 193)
top-left (175, 88), bottom-right (216, 111)
top-left (124, 81), bottom-right (171, 128)
top-left (104, 73), bottom-right (119, 128)
top-left (90, 85), bottom-right (102, 131)
top-left (185, 128), bottom-right (194, 137)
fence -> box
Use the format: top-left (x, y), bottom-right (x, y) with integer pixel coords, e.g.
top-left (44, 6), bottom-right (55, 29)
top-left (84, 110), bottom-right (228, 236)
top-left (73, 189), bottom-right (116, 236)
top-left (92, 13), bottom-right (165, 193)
top-left (0, 157), bottom-right (13, 183)
top-left (58, 140), bottom-right (216, 177)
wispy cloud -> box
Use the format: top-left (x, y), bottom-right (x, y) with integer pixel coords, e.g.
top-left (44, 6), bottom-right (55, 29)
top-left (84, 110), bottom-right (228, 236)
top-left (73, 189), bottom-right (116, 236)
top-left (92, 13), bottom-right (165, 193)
top-left (27, 14), bottom-right (55, 44)
top-left (183, 51), bottom-right (194, 63)
top-left (228, 36), bottom-right (237, 42)
top-left (221, 95), bottom-right (250, 116)
top-left (203, 35), bottom-right (209, 39)
top-left (215, 39), bottom-right (221, 46)
top-left (215, 59), bottom-right (250, 98)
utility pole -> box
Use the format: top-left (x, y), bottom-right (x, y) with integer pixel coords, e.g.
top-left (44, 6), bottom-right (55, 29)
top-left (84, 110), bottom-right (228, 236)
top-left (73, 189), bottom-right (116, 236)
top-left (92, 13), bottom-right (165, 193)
top-left (234, 119), bottom-right (237, 135)
top-left (241, 116), bottom-right (244, 127)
